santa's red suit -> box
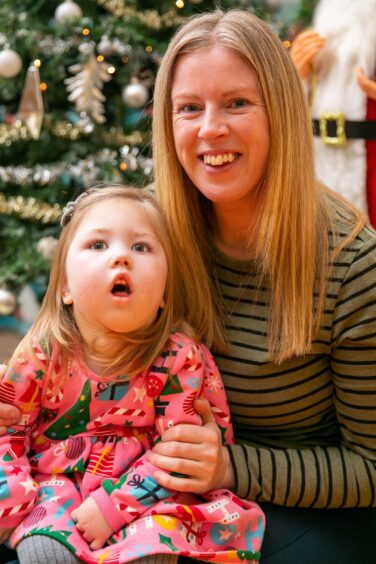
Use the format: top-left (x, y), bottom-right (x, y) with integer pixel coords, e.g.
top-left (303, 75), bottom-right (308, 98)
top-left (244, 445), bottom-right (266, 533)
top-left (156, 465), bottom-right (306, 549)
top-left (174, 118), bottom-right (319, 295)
top-left (310, 0), bottom-right (376, 225)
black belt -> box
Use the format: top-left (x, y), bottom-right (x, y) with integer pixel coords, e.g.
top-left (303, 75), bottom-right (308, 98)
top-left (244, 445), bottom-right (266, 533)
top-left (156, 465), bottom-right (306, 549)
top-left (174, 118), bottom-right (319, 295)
top-left (313, 116), bottom-right (376, 143)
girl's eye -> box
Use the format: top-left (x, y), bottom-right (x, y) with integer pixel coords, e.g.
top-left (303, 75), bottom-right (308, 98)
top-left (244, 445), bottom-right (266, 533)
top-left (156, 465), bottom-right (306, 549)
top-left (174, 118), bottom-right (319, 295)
top-left (230, 98), bottom-right (249, 109)
top-left (132, 242), bottom-right (152, 253)
top-left (90, 240), bottom-right (107, 250)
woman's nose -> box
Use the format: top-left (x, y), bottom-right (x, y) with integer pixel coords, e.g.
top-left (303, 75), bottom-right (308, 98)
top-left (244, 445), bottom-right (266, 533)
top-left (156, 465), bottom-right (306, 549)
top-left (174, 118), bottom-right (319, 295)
top-left (198, 108), bottom-right (229, 141)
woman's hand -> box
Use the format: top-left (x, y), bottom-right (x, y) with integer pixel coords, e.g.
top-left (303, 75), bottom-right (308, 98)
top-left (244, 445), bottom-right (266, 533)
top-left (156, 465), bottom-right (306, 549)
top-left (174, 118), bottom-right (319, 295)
top-left (290, 29), bottom-right (325, 79)
top-left (0, 364), bottom-right (22, 434)
top-left (357, 68), bottom-right (376, 100)
top-left (148, 398), bottom-right (235, 494)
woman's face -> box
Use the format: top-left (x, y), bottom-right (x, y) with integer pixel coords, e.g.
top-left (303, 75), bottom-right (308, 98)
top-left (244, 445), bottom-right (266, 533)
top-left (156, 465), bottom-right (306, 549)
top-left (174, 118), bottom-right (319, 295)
top-left (171, 44), bottom-right (270, 211)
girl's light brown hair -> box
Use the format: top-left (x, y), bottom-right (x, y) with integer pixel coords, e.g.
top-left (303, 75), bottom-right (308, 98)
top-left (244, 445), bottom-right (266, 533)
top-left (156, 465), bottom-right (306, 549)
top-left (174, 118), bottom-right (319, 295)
top-left (152, 9), bottom-right (366, 362)
top-left (12, 185), bottom-right (192, 377)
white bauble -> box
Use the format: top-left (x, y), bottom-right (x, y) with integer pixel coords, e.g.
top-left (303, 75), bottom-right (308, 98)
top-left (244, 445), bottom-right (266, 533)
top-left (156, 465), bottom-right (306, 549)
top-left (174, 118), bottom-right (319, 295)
top-left (55, 0), bottom-right (83, 23)
top-left (97, 36), bottom-right (113, 57)
top-left (0, 287), bottom-right (17, 316)
top-left (122, 82), bottom-right (149, 108)
top-left (36, 236), bottom-right (58, 261)
top-left (0, 49), bottom-right (22, 78)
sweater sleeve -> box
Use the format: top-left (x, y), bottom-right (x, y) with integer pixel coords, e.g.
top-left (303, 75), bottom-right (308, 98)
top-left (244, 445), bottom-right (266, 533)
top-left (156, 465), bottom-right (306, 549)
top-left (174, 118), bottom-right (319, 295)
top-left (229, 236), bottom-right (376, 508)
top-left (91, 337), bottom-right (233, 532)
top-left (0, 344), bottom-right (46, 527)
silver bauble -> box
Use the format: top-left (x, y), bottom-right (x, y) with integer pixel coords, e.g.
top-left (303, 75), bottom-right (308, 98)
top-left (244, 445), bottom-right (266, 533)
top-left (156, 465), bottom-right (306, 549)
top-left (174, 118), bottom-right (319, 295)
top-left (0, 287), bottom-right (17, 316)
top-left (97, 36), bottom-right (113, 57)
top-left (122, 82), bottom-right (149, 109)
top-left (0, 49), bottom-right (22, 78)
top-left (55, 0), bottom-right (83, 23)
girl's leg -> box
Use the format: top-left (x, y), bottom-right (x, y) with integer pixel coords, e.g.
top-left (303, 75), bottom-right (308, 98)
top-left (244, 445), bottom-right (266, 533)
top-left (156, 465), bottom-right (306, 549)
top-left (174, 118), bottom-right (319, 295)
top-left (17, 539), bottom-right (178, 564)
top-left (17, 535), bottom-right (81, 564)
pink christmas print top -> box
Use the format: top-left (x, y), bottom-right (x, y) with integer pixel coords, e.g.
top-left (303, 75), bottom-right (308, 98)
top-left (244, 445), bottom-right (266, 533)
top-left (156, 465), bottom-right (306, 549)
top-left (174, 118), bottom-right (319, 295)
top-left (0, 332), bottom-right (265, 563)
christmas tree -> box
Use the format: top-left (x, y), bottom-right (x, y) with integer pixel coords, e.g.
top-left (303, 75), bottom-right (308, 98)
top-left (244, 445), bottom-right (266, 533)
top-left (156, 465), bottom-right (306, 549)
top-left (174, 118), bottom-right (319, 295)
top-left (0, 0), bottom-right (312, 330)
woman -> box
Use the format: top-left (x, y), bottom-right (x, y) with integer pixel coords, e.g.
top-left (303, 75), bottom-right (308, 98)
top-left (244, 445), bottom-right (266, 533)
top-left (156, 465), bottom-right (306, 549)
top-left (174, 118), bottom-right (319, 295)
top-left (148, 8), bottom-right (376, 563)
top-left (1, 9), bottom-right (376, 564)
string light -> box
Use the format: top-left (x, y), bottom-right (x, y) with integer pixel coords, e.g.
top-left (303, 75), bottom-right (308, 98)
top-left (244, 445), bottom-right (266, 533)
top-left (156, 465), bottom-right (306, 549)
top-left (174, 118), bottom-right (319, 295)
top-left (107, 65), bottom-right (116, 74)
top-left (40, 82), bottom-right (48, 91)
top-left (82, 28), bottom-right (90, 36)
top-left (176, 0), bottom-right (184, 7)
top-left (145, 45), bottom-right (153, 53)
top-left (97, 55), bottom-right (105, 62)
top-left (33, 59), bottom-right (42, 68)
top-left (119, 162), bottom-right (128, 171)
top-left (283, 40), bottom-right (291, 49)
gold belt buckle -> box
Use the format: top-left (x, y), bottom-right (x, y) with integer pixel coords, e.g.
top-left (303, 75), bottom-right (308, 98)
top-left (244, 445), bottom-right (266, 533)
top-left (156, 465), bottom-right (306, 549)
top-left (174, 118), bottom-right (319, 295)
top-left (319, 112), bottom-right (347, 146)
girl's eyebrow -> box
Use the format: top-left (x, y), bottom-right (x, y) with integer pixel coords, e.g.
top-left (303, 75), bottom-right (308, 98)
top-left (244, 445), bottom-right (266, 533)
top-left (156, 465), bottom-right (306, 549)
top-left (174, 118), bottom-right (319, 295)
top-left (83, 228), bottom-right (110, 235)
top-left (83, 227), bottom-right (158, 239)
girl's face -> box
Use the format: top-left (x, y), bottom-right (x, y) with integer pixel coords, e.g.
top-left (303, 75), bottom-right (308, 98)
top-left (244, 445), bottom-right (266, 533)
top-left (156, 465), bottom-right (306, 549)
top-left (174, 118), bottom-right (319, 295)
top-left (171, 44), bottom-right (270, 213)
top-left (62, 198), bottom-right (168, 343)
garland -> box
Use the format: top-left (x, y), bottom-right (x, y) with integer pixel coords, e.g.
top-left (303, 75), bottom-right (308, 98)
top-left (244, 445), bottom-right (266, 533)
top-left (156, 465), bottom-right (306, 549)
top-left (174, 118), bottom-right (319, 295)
top-left (97, 0), bottom-right (186, 29)
top-left (0, 193), bottom-right (62, 223)
top-left (0, 119), bottom-right (148, 145)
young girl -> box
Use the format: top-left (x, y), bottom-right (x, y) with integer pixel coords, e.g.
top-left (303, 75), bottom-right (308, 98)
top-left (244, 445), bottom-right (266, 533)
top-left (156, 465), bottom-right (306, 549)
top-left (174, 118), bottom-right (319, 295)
top-left (0, 186), bottom-right (264, 564)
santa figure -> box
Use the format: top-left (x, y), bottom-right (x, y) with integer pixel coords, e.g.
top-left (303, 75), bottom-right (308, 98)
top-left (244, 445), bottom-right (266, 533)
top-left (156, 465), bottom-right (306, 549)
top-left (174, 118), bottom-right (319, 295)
top-left (290, 0), bottom-right (376, 225)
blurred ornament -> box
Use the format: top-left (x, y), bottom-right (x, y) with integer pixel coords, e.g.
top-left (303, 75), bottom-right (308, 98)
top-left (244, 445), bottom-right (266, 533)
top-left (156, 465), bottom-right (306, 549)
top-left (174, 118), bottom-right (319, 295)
top-left (97, 35), bottom-right (113, 56)
top-left (122, 81), bottom-right (149, 109)
top-left (77, 111), bottom-right (95, 133)
top-left (112, 39), bottom-right (131, 57)
top-left (17, 64), bottom-right (44, 140)
top-left (55, 0), bottom-right (83, 24)
top-left (65, 53), bottom-right (112, 123)
top-left (36, 236), bottom-right (58, 261)
top-left (78, 41), bottom-right (94, 56)
top-left (0, 287), bottom-right (17, 316)
top-left (0, 48), bottom-right (22, 78)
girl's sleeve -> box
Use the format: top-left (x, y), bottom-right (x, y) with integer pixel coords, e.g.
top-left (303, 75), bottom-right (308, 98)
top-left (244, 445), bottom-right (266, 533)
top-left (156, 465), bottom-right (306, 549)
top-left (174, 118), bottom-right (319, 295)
top-left (90, 337), bottom-right (233, 533)
top-left (0, 344), bottom-right (45, 528)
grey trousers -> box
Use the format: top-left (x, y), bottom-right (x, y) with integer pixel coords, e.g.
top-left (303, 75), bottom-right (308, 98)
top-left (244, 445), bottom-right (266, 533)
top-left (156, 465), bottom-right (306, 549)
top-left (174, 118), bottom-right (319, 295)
top-left (17, 535), bottom-right (179, 564)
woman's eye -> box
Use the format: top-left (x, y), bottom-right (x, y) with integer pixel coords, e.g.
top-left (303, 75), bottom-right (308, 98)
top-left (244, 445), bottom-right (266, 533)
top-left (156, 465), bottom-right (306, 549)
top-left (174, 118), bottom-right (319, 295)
top-left (230, 98), bottom-right (249, 109)
top-left (90, 240), bottom-right (107, 250)
top-left (175, 103), bottom-right (200, 113)
top-left (132, 242), bottom-right (152, 253)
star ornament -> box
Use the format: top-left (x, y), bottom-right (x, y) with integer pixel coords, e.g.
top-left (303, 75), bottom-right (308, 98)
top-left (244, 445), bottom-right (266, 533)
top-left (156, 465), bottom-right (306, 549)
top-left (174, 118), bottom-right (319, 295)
top-left (20, 477), bottom-right (38, 494)
top-left (133, 385), bottom-right (147, 402)
top-left (11, 465), bottom-right (23, 475)
top-left (219, 527), bottom-right (234, 541)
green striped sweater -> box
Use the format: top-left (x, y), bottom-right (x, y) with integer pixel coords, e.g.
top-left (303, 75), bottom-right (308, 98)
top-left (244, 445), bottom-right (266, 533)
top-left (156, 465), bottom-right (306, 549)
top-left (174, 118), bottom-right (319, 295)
top-left (212, 219), bottom-right (376, 508)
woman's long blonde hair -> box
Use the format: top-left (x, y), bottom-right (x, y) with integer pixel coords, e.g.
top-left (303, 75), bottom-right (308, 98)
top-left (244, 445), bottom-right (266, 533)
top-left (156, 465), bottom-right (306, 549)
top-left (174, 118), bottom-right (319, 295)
top-left (152, 9), bottom-right (366, 362)
top-left (11, 185), bottom-right (192, 377)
